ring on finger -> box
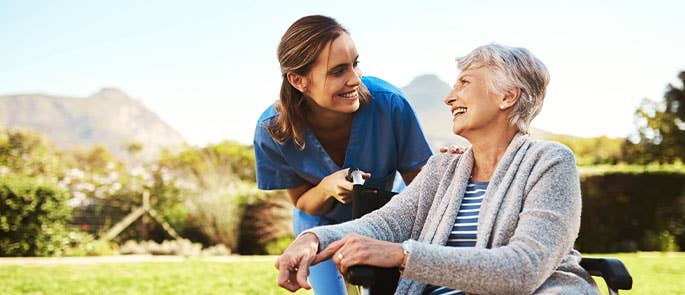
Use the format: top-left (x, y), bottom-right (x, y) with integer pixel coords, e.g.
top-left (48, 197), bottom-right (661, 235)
top-left (337, 252), bottom-right (344, 260)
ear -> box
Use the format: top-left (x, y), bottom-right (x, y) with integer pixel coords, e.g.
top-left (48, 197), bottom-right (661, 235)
top-left (499, 87), bottom-right (521, 110)
top-left (286, 72), bottom-right (307, 93)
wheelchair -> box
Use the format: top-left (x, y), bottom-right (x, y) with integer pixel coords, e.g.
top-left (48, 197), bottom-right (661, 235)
top-left (344, 169), bottom-right (633, 295)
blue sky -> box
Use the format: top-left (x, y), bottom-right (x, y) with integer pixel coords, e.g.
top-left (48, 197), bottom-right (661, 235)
top-left (1, 0), bottom-right (684, 145)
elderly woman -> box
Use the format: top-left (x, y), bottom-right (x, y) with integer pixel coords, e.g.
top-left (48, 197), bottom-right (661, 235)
top-left (275, 44), bottom-right (599, 294)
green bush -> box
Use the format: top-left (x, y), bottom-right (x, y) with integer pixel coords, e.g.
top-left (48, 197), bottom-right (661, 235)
top-left (0, 174), bottom-right (72, 256)
top-left (62, 231), bottom-right (117, 256)
top-left (577, 171), bottom-right (685, 252)
top-left (238, 190), bottom-right (293, 254)
top-left (264, 236), bottom-right (295, 255)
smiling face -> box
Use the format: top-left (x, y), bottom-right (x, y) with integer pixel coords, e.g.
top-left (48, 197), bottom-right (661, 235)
top-left (444, 67), bottom-right (509, 138)
top-left (295, 32), bottom-right (363, 115)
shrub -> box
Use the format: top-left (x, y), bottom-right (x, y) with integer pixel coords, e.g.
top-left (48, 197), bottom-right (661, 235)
top-left (577, 171), bottom-right (685, 252)
top-left (264, 236), bottom-right (295, 255)
top-left (0, 174), bottom-right (72, 256)
top-left (62, 231), bottom-right (117, 256)
top-left (185, 181), bottom-right (267, 252)
top-left (238, 190), bottom-right (293, 254)
top-left (118, 239), bottom-right (227, 256)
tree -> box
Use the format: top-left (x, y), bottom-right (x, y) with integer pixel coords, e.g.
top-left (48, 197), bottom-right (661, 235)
top-left (625, 71), bottom-right (685, 164)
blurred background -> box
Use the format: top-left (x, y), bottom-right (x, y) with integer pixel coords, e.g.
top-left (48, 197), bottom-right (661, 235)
top-left (1, 0), bottom-right (684, 294)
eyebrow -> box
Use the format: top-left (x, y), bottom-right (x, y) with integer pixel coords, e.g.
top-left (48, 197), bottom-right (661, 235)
top-left (454, 75), bottom-right (473, 87)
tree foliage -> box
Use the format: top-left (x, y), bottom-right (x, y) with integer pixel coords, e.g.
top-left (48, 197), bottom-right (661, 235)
top-left (550, 135), bottom-right (624, 165)
top-left (0, 174), bottom-right (72, 256)
top-left (624, 71), bottom-right (685, 164)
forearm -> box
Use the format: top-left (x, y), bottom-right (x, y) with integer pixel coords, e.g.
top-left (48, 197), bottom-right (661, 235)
top-left (308, 187), bottom-right (419, 250)
top-left (293, 184), bottom-right (336, 216)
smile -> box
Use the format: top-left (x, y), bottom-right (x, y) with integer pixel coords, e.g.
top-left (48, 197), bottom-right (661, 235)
top-left (452, 107), bottom-right (467, 117)
top-left (339, 90), bottom-right (358, 99)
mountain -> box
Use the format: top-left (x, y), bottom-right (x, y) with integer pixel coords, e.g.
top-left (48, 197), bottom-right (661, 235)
top-left (401, 74), bottom-right (572, 150)
top-left (0, 88), bottom-right (185, 157)
top-left (402, 74), bottom-right (469, 150)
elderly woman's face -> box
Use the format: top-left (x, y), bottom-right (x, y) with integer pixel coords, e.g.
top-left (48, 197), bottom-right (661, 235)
top-left (444, 67), bottom-right (504, 137)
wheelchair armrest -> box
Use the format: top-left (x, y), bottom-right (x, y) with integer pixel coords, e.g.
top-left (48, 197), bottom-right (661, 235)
top-left (345, 265), bottom-right (376, 287)
top-left (580, 257), bottom-right (633, 291)
top-left (345, 265), bottom-right (400, 295)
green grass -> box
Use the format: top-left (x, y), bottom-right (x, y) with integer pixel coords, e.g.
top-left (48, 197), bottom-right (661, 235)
top-left (0, 257), bottom-right (313, 295)
top-left (585, 252), bottom-right (685, 295)
top-left (0, 252), bottom-right (683, 294)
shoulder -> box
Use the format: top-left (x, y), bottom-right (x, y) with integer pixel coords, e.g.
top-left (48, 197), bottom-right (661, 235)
top-left (425, 152), bottom-right (463, 175)
top-left (362, 76), bottom-right (407, 100)
top-left (526, 139), bottom-right (576, 165)
top-left (257, 103), bottom-right (279, 125)
top-left (521, 139), bottom-right (579, 183)
top-left (254, 103), bottom-right (279, 143)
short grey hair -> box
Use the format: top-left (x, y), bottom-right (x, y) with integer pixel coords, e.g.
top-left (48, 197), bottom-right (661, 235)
top-left (456, 43), bottom-right (550, 133)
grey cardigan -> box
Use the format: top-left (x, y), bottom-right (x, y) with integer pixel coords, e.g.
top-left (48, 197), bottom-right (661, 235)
top-left (308, 133), bottom-right (599, 294)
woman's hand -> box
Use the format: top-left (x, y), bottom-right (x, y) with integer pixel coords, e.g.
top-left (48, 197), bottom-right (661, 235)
top-left (439, 145), bottom-right (466, 154)
top-left (275, 233), bottom-right (320, 292)
top-left (320, 168), bottom-right (371, 204)
top-left (314, 233), bottom-right (404, 275)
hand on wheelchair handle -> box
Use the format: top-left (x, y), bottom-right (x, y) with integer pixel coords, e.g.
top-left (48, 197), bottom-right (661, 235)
top-left (321, 168), bottom-right (371, 204)
top-left (315, 233), bottom-right (405, 276)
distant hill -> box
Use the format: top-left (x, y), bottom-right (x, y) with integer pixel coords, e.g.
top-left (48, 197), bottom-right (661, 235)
top-left (402, 74), bottom-right (468, 150)
top-left (401, 74), bottom-right (573, 150)
top-left (0, 88), bottom-right (185, 157)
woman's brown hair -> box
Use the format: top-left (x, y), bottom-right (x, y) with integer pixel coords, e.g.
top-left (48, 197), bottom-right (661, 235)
top-left (267, 15), bottom-right (370, 149)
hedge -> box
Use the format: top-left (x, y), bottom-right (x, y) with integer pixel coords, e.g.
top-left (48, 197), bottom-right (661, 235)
top-left (0, 174), bottom-right (72, 256)
top-left (577, 171), bottom-right (685, 252)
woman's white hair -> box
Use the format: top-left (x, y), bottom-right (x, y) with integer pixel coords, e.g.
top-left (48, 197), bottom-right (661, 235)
top-left (456, 43), bottom-right (550, 133)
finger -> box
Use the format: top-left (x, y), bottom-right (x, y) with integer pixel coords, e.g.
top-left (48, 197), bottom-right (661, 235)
top-left (277, 258), bottom-right (299, 291)
top-left (339, 181), bottom-right (353, 191)
top-left (361, 172), bottom-right (371, 179)
top-left (314, 239), bottom-right (344, 264)
top-left (338, 248), bottom-right (357, 275)
top-left (340, 193), bottom-right (353, 203)
top-left (439, 146), bottom-right (448, 153)
top-left (296, 257), bottom-right (312, 289)
top-left (456, 147), bottom-right (465, 154)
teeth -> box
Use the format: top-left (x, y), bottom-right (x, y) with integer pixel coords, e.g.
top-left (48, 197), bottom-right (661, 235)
top-left (452, 107), bottom-right (467, 116)
top-left (340, 90), bottom-right (358, 98)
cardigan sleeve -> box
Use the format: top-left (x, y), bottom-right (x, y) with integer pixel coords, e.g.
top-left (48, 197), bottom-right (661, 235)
top-left (306, 153), bottom-right (451, 251)
top-left (403, 143), bottom-right (582, 294)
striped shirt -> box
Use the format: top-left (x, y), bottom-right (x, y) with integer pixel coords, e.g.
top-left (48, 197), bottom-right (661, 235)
top-left (424, 179), bottom-right (489, 295)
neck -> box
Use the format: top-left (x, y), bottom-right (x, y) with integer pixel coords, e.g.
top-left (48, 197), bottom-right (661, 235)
top-left (305, 101), bottom-right (353, 131)
top-left (468, 127), bottom-right (519, 182)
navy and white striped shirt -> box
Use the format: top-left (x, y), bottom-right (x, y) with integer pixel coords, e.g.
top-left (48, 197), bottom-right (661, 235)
top-left (424, 179), bottom-right (489, 295)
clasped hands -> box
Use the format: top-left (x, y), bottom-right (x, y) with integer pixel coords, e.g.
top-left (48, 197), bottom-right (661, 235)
top-left (275, 233), bottom-right (404, 292)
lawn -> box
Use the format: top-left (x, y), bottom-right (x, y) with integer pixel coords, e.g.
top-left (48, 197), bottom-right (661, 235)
top-left (0, 256), bottom-right (313, 295)
top-left (0, 252), bottom-right (683, 294)
top-left (585, 252), bottom-right (685, 294)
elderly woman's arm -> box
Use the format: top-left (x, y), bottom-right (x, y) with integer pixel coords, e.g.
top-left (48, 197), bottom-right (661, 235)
top-left (307, 153), bottom-right (447, 250)
top-left (275, 154), bottom-right (448, 291)
top-left (403, 144), bottom-right (582, 294)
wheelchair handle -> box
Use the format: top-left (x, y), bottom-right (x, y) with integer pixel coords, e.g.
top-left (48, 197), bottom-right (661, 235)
top-left (346, 167), bottom-right (366, 185)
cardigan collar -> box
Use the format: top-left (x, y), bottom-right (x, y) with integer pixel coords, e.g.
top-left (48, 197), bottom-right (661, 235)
top-left (424, 132), bottom-right (532, 247)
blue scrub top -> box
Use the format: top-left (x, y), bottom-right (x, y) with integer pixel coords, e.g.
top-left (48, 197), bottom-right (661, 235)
top-left (254, 76), bottom-right (432, 223)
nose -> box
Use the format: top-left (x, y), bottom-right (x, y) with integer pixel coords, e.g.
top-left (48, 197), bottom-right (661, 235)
top-left (348, 67), bottom-right (362, 87)
top-left (444, 89), bottom-right (457, 106)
